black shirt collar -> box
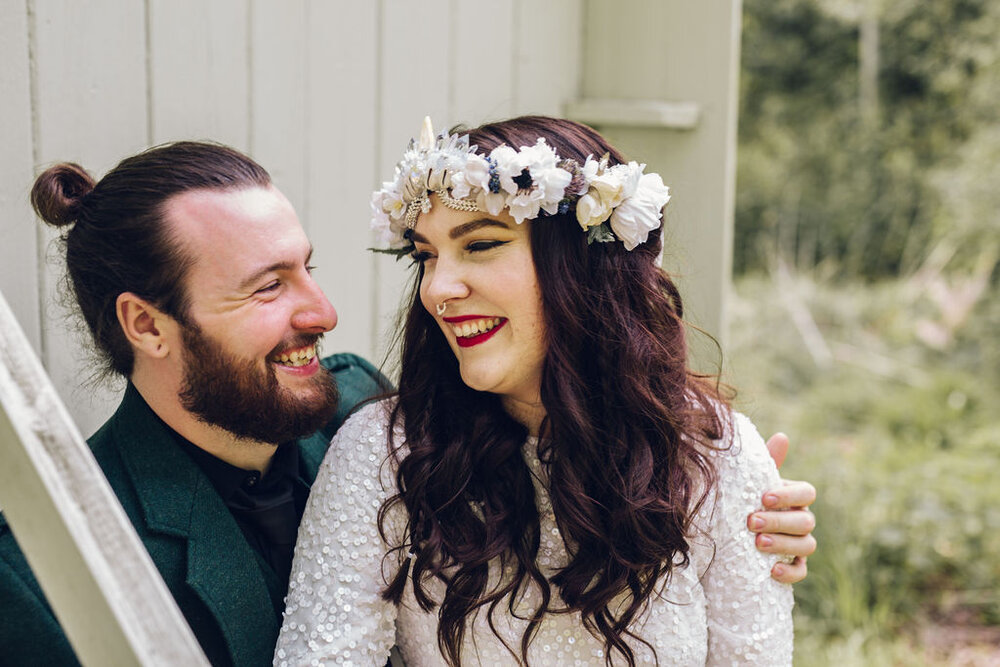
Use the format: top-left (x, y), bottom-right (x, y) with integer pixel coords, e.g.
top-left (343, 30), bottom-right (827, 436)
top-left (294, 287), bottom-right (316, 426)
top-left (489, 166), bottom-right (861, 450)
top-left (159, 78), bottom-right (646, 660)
top-left (169, 432), bottom-right (304, 502)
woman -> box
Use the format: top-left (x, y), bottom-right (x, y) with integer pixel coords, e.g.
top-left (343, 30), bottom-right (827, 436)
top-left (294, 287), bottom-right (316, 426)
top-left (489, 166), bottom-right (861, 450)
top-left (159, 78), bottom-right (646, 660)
top-left (276, 116), bottom-right (795, 665)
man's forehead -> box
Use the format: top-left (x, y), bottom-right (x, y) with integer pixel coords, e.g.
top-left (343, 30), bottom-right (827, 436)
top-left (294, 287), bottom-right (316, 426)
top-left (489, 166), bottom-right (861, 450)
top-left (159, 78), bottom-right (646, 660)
top-left (166, 185), bottom-right (285, 227)
top-left (164, 186), bottom-right (310, 286)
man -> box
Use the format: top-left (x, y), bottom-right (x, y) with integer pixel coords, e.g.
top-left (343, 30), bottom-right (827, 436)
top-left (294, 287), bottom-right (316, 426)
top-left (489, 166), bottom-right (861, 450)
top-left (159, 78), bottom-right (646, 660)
top-left (0, 142), bottom-right (814, 666)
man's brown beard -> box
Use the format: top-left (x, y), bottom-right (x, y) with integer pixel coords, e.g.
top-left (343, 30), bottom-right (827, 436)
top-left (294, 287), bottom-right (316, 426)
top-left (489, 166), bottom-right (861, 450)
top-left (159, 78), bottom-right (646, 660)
top-left (177, 324), bottom-right (339, 444)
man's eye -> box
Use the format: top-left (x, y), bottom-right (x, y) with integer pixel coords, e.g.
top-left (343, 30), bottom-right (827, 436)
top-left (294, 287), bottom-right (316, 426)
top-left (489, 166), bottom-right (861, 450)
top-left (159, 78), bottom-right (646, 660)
top-left (305, 264), bottom-right (317, 273)
top-left (256, 281), bottom-right (280, 294)
top-left (467, 240), bottom-right (507, 253)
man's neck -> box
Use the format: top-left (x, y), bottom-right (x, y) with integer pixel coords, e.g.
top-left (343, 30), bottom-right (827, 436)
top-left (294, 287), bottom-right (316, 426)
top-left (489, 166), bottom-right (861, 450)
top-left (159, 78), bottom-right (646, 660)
top-left (131, 373), bottom-right (278, 474)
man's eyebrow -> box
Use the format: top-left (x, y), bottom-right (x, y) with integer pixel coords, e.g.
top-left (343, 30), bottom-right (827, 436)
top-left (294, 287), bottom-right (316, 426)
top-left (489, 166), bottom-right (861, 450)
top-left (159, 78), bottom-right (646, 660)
top-left (409, 218), bottom-right (512, 244)
top-left (237, 247), bottom-right (314, 291)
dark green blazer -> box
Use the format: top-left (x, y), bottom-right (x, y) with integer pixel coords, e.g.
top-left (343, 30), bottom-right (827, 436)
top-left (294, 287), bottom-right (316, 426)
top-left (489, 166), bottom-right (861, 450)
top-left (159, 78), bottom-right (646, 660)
top-left (0, 353), bottom-right (388, 667)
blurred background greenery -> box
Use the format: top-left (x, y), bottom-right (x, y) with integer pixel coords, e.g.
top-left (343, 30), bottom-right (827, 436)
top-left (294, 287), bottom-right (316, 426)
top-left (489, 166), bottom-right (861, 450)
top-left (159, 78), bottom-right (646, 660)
top-left (728, 0), bottom-right (1000, 663)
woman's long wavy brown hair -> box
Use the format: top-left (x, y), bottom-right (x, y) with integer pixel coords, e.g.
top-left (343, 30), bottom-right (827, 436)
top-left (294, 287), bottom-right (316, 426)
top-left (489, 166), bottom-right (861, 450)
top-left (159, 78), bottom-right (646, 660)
top-left (379, 116), bottom-right (730, 666)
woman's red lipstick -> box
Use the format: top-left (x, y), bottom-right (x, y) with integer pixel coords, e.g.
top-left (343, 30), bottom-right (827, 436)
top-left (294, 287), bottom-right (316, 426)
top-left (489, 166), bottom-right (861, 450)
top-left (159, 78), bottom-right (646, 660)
top-left (443, 315), bottom-right (507, 348)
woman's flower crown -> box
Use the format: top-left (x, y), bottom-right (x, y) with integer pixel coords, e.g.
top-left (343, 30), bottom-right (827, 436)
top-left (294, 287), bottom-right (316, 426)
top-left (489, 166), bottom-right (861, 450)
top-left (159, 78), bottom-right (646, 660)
top-left (371, 117), bottom-right (671, 255)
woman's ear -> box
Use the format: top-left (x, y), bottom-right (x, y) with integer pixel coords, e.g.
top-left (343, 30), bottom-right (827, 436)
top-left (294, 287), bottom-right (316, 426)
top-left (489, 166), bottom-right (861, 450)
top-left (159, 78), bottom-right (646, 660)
top-left (116, 292), bottom-right (174, 360)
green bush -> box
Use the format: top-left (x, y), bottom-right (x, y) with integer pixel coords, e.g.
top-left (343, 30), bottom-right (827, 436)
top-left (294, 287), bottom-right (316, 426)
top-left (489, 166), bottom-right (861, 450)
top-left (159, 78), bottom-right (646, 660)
top-left (727, 275), bottom-right (1000, 658)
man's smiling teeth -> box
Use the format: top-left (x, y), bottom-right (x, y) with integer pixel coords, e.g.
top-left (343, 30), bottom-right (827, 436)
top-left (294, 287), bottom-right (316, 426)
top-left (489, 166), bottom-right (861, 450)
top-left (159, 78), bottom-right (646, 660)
top-left (452, 318), bottom-right (502, 338)
top-left (273, 345), bottom-right (317, 367)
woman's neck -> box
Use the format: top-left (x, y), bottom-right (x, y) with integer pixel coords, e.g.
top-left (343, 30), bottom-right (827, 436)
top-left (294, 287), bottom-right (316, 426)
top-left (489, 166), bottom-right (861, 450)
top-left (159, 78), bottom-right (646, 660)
top-left (501, 395), bottom-right (547, 437)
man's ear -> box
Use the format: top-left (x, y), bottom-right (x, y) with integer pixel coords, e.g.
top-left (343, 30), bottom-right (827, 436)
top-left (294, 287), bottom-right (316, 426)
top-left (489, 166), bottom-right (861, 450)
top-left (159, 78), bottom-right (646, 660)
top-left (116, 292), bottom-right (175, 360)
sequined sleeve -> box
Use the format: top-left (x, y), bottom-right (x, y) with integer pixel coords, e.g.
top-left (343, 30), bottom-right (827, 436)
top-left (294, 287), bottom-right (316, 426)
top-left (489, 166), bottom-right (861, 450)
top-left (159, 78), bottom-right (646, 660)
top-left (274, 401), bottom-right (403, 667)
top-left (698, 412), bottom-right (795, 665)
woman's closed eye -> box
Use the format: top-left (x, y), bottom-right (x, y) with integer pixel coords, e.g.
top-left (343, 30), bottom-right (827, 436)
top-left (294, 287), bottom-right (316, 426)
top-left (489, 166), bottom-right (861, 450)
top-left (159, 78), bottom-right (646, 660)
top-left (411, 249), bottom-right (435, 265)
top-left (411, 240), bottom-right (508, 265)
top-left (466, 240), bottom-right (509, 253)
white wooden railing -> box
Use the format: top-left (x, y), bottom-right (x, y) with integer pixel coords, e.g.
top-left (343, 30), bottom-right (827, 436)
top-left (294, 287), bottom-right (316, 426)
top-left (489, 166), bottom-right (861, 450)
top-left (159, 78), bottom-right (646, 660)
top-left (0, 289), bottom-right (209, 666)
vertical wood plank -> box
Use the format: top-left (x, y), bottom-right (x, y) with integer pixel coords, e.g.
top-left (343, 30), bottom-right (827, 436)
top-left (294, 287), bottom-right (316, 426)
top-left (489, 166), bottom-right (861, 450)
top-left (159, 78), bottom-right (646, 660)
top-left (0, 291), bottom-right (209, 666)
top-left (450, 0), bottom-right (514, 125)
top-left (249, 0), bottom-right (306, 210)
top-left (302, 0), bottom-right (380, 361)
top-left (579, 0), bottom-right (740, 350)
top-left (375, 0), bottom-right (452, 367)
top-left (512, 0), bottom-right (583, 116)
top-left (32, 0), bottom-right (149, 437)
top-left (0, 0), bottom-right (40, 353)
top-left (148, 0), bottom-right (250, 150)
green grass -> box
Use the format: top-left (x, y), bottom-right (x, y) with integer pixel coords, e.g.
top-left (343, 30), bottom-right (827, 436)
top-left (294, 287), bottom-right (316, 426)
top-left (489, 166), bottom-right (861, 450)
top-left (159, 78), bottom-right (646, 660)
top-left (725, 273), bottom-right (1000, 664)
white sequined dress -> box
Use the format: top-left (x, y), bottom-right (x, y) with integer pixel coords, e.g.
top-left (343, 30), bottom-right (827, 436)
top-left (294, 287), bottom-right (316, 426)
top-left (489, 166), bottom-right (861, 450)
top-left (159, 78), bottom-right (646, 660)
top-left (274, 401), bottom-right (794, 666)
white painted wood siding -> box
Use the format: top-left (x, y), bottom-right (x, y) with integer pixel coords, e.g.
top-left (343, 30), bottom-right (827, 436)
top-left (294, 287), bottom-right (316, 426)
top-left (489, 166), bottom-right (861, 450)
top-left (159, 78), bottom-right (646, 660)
top-left (0, 0), bottom-right (738, 656)
top-left (0, 0), bottom-right (585, 437)
top-left (1, 0), bottom-right (734, 432)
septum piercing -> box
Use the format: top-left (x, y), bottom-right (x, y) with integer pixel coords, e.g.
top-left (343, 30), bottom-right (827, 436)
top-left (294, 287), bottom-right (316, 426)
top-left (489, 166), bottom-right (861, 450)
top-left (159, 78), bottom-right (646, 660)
top-left (436, 302), bottom-right (448, 316)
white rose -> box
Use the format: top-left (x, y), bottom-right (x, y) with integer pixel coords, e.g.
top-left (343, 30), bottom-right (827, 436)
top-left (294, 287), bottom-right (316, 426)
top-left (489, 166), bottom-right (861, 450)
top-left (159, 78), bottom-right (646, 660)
top-left (371, 192), bottom-right (405, 248)
top-left (588, 171), bottom-right (626, 208)
top-left (575, 192), bottom-right (612, 229)
top-left (374, 185), bottom-right (406, 221)
top-left (607, 162), bottom-right (643, 199)
top-left (608, 173), bottom-right (670, 251)
top-left (453, 154), bottom-right (491, 198)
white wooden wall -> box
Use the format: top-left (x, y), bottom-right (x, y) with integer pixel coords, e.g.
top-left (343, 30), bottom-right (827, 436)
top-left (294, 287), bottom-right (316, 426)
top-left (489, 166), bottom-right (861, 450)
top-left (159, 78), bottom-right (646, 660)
top-left (0, 0), bottom-right (584, 438)
top-left (1, 0), bottom-right (737, 438)
top-left (577, 0), bottom-right (743, 348)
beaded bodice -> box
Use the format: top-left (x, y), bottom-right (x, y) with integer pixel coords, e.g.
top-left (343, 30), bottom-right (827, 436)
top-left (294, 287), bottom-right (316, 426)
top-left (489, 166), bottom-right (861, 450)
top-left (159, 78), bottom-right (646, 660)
top-left (274, 401), bottom-right (793, 666)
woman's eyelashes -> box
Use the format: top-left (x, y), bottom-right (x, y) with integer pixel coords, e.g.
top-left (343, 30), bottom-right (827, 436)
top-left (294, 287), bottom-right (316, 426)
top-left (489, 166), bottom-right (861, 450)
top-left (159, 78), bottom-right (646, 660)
top-left (466, 239), bottom-right (508, 253)
top-left (410, 249), bottom-right (434, 265)
top-left (411, 239), bottom-right (510, 264)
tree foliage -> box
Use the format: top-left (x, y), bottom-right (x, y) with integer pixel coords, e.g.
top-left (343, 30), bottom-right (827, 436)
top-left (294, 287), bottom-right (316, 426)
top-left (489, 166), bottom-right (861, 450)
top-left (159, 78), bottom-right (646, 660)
top-left (737, 0), bottom-right (1000, 279)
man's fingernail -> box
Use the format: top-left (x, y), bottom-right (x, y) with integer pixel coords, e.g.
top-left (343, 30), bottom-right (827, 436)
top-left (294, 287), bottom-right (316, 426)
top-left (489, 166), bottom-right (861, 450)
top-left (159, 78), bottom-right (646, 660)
top-left (764, 493), bottom-right (779, 507)
top-left (758, 535), bottom-right (773, 547)
top-left (751, 516), bottom-right (765, 530)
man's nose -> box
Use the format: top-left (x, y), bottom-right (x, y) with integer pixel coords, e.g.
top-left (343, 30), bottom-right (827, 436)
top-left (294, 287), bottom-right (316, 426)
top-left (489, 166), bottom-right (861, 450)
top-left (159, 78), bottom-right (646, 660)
top-left (292, 276), bottom-right (338, 332)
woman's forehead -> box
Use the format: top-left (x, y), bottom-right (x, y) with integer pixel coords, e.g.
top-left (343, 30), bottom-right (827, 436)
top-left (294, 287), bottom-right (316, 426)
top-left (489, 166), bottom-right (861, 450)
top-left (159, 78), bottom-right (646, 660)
top-left (412, 198), bottom-right (524, 242)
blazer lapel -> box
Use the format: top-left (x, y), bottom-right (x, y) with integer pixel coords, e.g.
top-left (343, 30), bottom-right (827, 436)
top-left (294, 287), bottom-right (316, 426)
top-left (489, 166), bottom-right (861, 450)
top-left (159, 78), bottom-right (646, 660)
top-left (183, 479), bottom-right (279, 666)
top-left (111, 385), bottom-right (279, 666)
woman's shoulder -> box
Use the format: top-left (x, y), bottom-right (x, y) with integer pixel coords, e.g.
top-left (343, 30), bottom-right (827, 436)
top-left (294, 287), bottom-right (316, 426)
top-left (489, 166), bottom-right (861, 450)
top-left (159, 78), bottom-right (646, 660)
top-left (695, 408), bottom-right (780, 525)
top-left (325, 397), bottom-right (407, 477)
top-left (708, 410), bottom-right (777, 477)
top-left (338, 397), bottom-right (396, 438)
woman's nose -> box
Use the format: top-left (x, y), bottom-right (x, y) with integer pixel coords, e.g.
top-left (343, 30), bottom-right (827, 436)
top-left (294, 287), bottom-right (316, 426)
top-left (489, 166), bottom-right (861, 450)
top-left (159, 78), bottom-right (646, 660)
top-left (423, 258), bottom-right (471, 308)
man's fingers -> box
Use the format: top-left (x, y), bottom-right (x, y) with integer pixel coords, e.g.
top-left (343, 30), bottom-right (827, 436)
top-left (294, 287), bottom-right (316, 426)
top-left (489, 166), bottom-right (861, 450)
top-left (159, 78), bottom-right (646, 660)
top-left (765, 432), bottom-right (789, 469)
top-left (748, 508), bottom-right (816, 536)
top-left (771, 557), bottom-right (808, 584)
top-left (762, 480), bottom-right (816, 509)
top-left (754, 532), bottom-right (817, 558)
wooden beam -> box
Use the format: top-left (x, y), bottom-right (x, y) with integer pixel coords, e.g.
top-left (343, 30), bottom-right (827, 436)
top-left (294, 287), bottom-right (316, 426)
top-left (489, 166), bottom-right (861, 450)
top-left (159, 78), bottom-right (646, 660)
top-left (566, 98), bottom-right (700, 130)
top-left (0, 289), bottom-right (208, 666)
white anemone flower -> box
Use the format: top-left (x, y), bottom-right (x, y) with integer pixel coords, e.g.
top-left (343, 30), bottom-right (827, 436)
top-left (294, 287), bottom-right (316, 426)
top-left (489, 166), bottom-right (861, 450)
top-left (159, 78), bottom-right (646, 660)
top-left (490, 145), bottom-right (522, 194)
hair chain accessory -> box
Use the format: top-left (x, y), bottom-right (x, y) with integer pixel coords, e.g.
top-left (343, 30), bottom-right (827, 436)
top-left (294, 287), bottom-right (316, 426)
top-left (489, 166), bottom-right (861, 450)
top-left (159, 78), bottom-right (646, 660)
top-left (371, 117), bottom-right (672, 256)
